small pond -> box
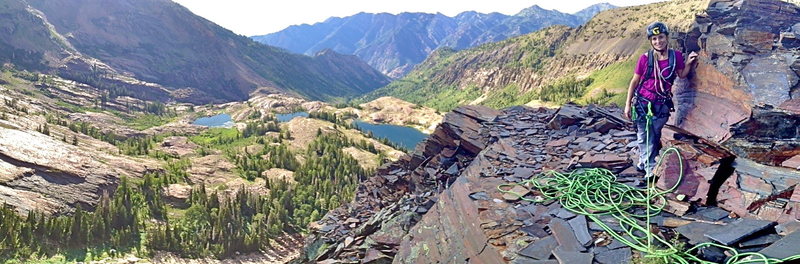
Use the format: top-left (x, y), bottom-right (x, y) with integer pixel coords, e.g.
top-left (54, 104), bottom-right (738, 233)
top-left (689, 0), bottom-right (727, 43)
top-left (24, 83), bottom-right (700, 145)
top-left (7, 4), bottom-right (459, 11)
top-left (276, 112), bottom-right (309, 122)
top-left (193, 113), bottom-right (234, 128)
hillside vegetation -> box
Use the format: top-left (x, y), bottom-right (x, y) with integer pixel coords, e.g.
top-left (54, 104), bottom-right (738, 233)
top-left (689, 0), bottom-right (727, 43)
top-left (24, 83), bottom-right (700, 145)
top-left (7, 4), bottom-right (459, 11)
top-left (0, 68), bottom-right (401, 262)
top-left (363, 0), bottom-right (708, 111)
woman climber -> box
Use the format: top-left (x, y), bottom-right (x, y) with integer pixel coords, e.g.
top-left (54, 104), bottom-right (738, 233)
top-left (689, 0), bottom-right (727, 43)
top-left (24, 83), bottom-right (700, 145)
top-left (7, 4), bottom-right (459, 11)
top-left (623, 21), bottom-right (698, 177)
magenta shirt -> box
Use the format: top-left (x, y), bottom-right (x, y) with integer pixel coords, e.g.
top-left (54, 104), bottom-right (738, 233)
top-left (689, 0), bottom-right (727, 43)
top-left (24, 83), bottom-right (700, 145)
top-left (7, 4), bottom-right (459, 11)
top-left (634, 50), bottom-right (685, 103)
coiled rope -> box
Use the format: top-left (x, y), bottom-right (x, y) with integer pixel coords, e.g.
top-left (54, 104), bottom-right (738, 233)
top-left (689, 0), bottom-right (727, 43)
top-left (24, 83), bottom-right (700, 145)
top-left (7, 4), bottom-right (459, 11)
top-left (498, 104), bottom-right (800, 263)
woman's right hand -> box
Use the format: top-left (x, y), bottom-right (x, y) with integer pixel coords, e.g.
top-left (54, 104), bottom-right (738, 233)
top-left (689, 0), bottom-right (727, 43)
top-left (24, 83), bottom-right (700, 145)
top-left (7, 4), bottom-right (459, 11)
top-left (624, 104), bottom-right (631, 121)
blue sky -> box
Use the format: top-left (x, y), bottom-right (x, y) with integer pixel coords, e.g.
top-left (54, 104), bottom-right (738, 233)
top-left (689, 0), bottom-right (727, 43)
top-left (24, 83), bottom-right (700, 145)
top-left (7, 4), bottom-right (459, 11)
top-left (172, 0), bottom-right (665, 36)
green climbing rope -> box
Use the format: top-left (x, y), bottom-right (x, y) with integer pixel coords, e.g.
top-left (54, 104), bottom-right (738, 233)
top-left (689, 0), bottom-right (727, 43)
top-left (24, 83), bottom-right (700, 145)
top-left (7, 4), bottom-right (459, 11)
top-left (498, 103), bottom-right (800, 263)
top-left (499, 147), bottom-right (800, 263)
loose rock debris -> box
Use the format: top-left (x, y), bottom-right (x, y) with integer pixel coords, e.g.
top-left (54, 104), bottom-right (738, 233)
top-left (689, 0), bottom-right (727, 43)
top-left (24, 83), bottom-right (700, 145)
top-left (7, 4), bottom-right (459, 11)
top-left (297, 103), bottom-right (800, 263)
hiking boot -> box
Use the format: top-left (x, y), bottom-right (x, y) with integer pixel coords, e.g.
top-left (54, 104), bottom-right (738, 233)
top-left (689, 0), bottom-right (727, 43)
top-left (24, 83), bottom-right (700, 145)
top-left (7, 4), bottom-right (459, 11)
top-left (644, 173), bottom-right (658, 183)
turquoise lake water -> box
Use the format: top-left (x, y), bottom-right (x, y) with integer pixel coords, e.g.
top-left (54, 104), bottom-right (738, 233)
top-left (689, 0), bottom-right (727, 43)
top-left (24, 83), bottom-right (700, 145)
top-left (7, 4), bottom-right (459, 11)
top-left (352, 120), bottom-right (427, 151)
top-left (193, 113), bottom-right (234, 128)
top-left (276, 112), bottom-right (309, 122)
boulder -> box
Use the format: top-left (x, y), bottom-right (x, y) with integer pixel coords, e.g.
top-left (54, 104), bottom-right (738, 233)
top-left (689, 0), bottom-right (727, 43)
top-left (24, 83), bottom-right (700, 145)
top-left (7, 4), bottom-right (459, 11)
top-left (655, 125), bottom-right (735, 205)
top-left (717, 158), bottom-right (800, 222)
top-left (162, 183), bottom-right (192, 208)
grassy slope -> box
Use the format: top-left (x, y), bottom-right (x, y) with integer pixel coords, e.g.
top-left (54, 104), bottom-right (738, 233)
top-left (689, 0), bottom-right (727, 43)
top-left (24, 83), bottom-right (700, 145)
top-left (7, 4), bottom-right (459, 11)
top-left (364, 26), bottom-right (570, 112)
top-left (577, 54), bottom-right (639, 107)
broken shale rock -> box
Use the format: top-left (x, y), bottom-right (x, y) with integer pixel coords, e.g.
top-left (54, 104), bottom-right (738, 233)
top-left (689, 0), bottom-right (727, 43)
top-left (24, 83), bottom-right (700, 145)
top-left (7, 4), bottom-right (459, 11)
top-left (655, 125), bottom-right (735, 205)
top-left (297, 105), bottom-right (496, 263)
top-left (300, 97), bottom-right (800, 263)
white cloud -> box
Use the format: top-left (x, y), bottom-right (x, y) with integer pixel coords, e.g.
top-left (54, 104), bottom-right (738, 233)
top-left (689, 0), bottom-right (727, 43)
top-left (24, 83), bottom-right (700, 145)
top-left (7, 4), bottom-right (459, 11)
top-left (172, 0), bottom-right (665, 36)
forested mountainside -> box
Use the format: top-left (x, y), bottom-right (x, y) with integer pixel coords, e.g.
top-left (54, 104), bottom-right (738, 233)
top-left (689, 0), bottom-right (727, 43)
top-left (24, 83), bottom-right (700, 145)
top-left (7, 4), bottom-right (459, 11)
top-left (1, 0), bottom-right (389, 104)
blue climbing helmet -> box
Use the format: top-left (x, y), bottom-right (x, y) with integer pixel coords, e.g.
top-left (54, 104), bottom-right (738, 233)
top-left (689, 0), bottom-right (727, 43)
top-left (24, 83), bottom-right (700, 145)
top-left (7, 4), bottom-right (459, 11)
top-left (646, 22), bottom-right (669, 38)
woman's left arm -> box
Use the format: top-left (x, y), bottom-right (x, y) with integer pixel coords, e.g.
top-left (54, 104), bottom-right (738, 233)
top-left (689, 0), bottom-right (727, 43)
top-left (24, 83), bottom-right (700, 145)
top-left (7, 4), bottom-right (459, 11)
top-left (679, 51), bottom-right (699, 78)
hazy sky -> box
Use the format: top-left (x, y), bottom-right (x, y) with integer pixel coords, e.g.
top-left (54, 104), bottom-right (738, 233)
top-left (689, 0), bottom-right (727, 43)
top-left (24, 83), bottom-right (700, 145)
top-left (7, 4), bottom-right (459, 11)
top-left (172, 0), bottom-right (665, 36)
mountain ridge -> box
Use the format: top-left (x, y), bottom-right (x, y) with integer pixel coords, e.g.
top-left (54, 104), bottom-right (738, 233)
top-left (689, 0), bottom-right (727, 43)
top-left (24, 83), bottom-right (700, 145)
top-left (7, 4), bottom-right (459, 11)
top-left (252, 3), bottom-right (617, 77)
top-left (0, 0), bottom-right (390, 104)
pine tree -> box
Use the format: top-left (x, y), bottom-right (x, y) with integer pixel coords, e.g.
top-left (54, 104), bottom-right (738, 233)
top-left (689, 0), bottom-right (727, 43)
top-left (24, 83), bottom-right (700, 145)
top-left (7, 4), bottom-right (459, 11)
top-left (69, 206), bottom-right (85, 246)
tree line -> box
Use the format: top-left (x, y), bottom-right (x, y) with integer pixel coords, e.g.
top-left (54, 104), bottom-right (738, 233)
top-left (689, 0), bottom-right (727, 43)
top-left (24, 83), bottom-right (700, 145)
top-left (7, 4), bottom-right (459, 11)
top-left (0, 178), bottom-right (142, 260)
top-left (291, 132), bottom-right (372, 227)
top-left (1, 109), bottom-right (393, 261)
top-left (146, 180), bottom-right (292, 258)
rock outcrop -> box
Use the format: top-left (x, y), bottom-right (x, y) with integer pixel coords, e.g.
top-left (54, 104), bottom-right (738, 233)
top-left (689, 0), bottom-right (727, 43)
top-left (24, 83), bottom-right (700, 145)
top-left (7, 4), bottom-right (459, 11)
top-left (0, 126), bottom-right (118, 215)
top-left (296, 105), bottom-right (495, 263)
top-left (675, 0), bottom-right (800, 152)
top-left (671, 0), bottom-right (800, 225)
top-left (158, 136), bottom-right (200, 157)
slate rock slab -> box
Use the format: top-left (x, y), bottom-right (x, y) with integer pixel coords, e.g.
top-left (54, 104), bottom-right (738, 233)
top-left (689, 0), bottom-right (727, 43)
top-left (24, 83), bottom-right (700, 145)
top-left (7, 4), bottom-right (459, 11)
top-left (698, 246), bottom-right (726, 263)
top-left (739, 234), bottom-right (782, 248)
top-left (511, 257), bottom-right (558, 264)
top-left (503, 185), bottom-right (531, 201)
top-left (549, 218), bottom-right (585, 252)
top-left (519, 236), bottom-right (558, 260)
top-left (520, 224), bottom-right (550, 238)
top-left (594, 247), bottom-right (632, 264)
top-left (605, 238), bottom-right (628, 250)
top-left (704, 218), bottom-right (776, 245)
top-left (676, 222), bottom-right (720, 245)
top-left (568, 215), bottom-right (592, 247)
top-left (689, 207), bottom-right (730, 221)
top-left (552, 247), bottom-right (593, 264)
top-left (759, 230), bottom-right (800, 259)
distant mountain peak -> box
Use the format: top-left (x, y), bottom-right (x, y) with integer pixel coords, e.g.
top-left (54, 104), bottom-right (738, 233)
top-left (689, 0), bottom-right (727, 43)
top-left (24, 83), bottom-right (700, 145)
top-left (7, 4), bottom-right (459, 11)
top-left (253, 4), bottom-right (609, 78)
top-left (573, 3), bottom-right (618, 20)
top-left (580, 2), bottom-right (617, 11)
top-left (515, 5), bottom-right (559, 17)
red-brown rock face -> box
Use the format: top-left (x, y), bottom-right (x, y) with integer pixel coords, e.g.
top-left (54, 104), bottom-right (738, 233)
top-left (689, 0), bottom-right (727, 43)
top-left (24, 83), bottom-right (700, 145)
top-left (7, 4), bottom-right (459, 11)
top-left (676, 0), bottom-right (800, 157)
top-left (672, 0), bottom-right (800, 223)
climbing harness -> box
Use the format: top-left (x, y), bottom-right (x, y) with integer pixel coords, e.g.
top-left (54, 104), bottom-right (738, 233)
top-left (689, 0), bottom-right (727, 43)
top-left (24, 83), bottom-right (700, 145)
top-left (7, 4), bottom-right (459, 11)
top-left (634, 49), bottom-right (677, 114)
